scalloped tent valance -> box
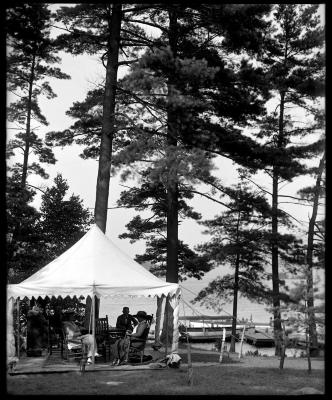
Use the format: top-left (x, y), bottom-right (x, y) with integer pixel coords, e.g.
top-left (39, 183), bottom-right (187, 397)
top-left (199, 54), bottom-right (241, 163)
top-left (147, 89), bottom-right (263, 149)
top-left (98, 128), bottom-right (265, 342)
top-left (7, 224), bottom-right (179, 300)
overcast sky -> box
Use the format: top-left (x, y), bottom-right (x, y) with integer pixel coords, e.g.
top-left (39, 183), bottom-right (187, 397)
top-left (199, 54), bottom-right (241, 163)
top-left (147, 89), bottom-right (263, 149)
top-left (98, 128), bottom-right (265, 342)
top-left (6, 4), bottom-right (325, 321)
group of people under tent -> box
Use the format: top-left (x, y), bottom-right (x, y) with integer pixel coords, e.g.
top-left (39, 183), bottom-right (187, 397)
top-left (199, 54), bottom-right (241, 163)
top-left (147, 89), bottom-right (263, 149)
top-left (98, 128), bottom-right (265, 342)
top-left (54, 305), bottom-right (153, 365)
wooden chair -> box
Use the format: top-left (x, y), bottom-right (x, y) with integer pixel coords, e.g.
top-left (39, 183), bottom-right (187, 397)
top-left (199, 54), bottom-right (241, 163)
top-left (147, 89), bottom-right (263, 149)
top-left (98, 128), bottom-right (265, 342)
top-left (62, 332), bottom-right (88, 373)
top-left (96, 315), bottom-right (111, 362)
top-left (48, 326), bottom-right (65, 357)
top-left (96, 316), bottom-right (109, 335)
top-left (62, 328), bottom-right (85, 362)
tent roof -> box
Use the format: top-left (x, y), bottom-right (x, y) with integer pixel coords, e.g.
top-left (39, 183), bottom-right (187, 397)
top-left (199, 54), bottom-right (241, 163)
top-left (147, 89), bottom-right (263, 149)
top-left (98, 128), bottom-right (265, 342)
top-left (7, 224), bottom-right (179, 300)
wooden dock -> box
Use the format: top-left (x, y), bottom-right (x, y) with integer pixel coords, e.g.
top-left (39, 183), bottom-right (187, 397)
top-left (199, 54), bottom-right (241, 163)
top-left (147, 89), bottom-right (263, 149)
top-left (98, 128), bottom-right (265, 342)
top-left (244, 329), bottom-right (275, 347)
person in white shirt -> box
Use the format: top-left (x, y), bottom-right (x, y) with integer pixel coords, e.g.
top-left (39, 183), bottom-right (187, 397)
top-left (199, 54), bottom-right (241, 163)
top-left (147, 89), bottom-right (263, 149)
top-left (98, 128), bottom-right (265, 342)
top-left (62, 313), bottom-right (100, 364)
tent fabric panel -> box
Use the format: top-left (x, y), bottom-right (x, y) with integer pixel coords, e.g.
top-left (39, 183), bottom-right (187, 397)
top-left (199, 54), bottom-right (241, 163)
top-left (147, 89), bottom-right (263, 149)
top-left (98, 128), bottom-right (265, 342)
top-left (7, 224), bottom-right (179, 302)
top-left (7, 297), bottom-right (18, 364)
top-left (17, 225), bottom-right (166, 289)
top-left (7, 284), bottom-right (179, 301)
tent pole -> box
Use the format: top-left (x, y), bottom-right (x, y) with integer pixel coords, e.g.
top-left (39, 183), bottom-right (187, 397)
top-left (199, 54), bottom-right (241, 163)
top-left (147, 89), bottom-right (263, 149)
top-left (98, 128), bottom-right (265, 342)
top-left (165, 295), bottom-right (169, 357)
top-left (16, 298), bottom-right (20, 359)
top-left (171, 291), bottom-right (180, 353)
top-left (92, 290), bottom-right (95, 367)
top-left (154, 296), bottom-right (163, 346)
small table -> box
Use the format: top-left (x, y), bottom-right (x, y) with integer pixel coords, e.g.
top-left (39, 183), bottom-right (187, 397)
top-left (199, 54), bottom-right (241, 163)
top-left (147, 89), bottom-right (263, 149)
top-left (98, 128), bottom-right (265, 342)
top-left (108, 328), bottom-right (126, 342)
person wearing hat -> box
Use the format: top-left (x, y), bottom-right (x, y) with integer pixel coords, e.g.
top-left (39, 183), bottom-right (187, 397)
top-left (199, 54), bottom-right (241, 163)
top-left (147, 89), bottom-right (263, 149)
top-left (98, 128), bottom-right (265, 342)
top-left (128, 311), bottom-right (151, 346)
top-left (112, 311), bottom-right (152, 365)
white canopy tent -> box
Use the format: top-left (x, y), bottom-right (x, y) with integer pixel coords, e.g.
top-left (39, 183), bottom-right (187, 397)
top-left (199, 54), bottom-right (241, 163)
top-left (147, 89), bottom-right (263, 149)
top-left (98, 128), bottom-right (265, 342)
top-left (7, 224), bottom-right (181, 365)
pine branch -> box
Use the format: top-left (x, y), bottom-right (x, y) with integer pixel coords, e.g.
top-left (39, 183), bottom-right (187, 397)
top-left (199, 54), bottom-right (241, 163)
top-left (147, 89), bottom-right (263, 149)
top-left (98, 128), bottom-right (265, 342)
top-left (117, 87), bottom-right (163, 113)
top-left (50, 24), bottom-right (101, 41)
top-left (187, 189), bottom-right (234, 210)
top-left (122, 5), bottom-right (154, 14)
top-left (107, 204), bottom-right (155, 210)
top-left (278, 194), bottom-right (312, 202)
top-left (25, 183), bottom-right (47, 195)
top-left (125, 18), bottom-right (167, 33)
top-left (314, 221), bottom-right (325, 239)
top-left (117, 59), bottom-right (139, 66)
top-left (120, 28), bottom-right (155, 44)
top-left (8, 90), bottom-right (25, 99)
top-left (279, 209), bottom-right (302, 225)
top-left (278, 201), bottom-right (323, 207)
top-left (243, 177), bottom-right (272, 196)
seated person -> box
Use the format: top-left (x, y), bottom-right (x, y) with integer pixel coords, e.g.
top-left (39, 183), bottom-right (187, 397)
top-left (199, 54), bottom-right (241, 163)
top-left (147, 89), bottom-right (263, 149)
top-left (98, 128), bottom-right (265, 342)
top-left (27, 303), bottom-right (49, 354)
top-left (116, 307), bottom-right (138, 333)
top-left (48, 306), bottom-right (64, 346)
top-left (112, 310), bottom-right (152, 365)
top-left (62, 312), bottom-right (100, 364)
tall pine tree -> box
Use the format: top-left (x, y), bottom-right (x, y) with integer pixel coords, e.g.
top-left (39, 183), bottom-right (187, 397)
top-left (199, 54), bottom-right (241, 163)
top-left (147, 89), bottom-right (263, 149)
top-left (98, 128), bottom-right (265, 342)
top-left (6, 4), bottom-right (70, 187)
top-left (252, 4), bottom-right (325, 354)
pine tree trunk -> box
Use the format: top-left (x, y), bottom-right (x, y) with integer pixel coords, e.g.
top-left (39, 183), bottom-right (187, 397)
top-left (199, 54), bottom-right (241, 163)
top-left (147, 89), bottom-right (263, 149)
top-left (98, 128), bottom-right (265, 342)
top-left (271, 90), bottom-right (285, 356)
top-left (94, 3), bottom-right (122, 233)
top-left (161, 7), bottom-right (179, 346)
top-left (306, 153), bottom-right (325, 356)
top-left (166, 6), bottom-right (179, 284)
top-left (230, 211), bottom-right (241, 352)
top-left (21, 53), bottom-right (36, 188)
top-left (271, 168), bottom-right (282, 355)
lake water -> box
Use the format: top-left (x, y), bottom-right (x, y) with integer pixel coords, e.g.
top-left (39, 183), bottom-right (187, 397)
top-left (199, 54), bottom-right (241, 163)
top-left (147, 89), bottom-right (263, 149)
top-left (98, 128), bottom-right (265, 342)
top-left (99, 294), bottom-right (272, 327)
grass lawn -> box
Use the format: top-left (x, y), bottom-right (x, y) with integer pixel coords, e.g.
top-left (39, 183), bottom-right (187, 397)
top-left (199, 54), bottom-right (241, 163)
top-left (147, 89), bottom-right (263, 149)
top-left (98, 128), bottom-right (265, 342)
top-left (6, 356), bottom-right (325, 395)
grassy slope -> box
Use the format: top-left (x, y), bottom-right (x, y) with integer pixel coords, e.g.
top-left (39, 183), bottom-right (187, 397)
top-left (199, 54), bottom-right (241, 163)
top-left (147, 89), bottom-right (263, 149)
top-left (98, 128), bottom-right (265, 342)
top-left (6, 356), bottom-right (324, 395)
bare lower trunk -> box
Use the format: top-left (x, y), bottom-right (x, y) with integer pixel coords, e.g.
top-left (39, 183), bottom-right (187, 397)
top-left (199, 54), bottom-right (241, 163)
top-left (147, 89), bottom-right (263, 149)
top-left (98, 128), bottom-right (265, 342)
top-left (272, 168), bottom-right (282, 355)
top-left (306, 153), bottom-right (325, 356)
top-left (94, 3), bottom-right (122, 233)
top-left (230, 211), bottom-right (241, 352)
top-left (272, 90), bottom-right (285, 356)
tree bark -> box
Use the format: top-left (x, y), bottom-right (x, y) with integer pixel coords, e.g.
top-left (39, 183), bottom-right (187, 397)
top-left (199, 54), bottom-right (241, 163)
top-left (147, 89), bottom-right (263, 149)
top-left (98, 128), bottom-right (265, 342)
top-left (306, 153), bottom-right (325, 356)
top-left (94, 3), bottom-right (122, 233)
top-left (21, 53), bottom-right (36, 188)
top-left (271, 90), bottom-right (285, 356)
top-left (230, 211), bottom-right (241, 352)
top-left (161, 8), bottom-right (179, 346)
top-left (166, 7), bottom-right (179, 284)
